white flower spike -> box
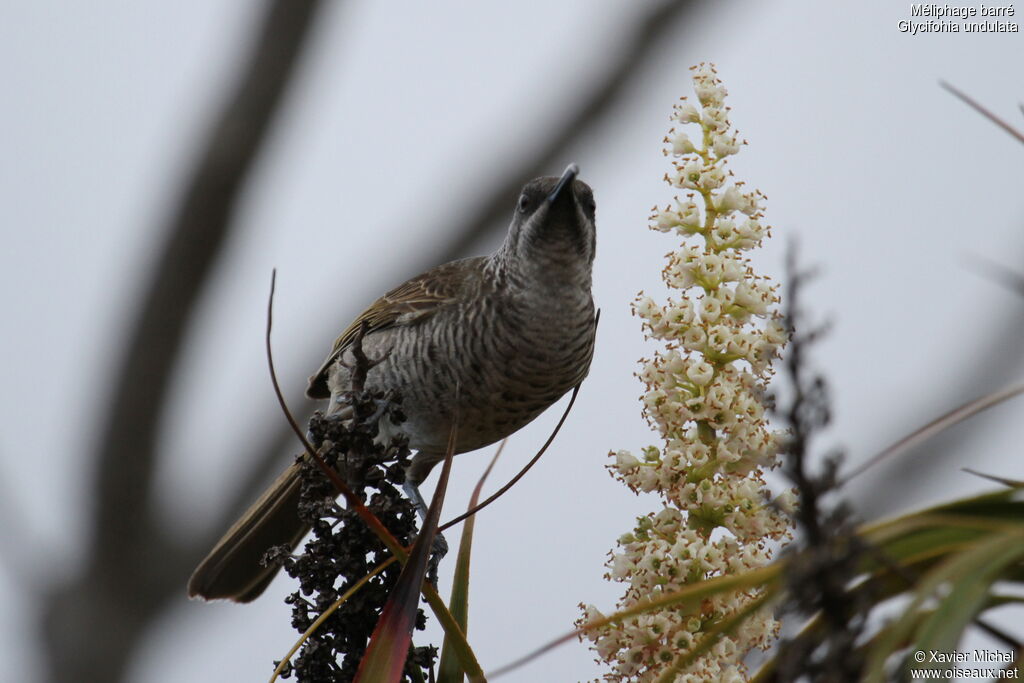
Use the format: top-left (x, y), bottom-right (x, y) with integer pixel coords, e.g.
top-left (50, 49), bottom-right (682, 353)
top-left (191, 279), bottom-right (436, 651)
top-left (580, 64), bottom-right (793, 682)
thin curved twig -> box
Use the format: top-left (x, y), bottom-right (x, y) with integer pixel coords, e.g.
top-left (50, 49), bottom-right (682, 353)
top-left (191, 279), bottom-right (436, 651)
top-left (268, 557), bottom-right (398, 683)
top-left (941, 80), bottom-right (1024, 145)
top-left (840, 382), bottom-right (1024, 486)
top-left (439, 383), bottom-right (581, 533)
top-left (265, 270), bottom-right (406, 556)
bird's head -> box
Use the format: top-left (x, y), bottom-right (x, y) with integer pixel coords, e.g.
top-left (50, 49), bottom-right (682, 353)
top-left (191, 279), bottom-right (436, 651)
top-left (499, 163), bottom-right (597, 284)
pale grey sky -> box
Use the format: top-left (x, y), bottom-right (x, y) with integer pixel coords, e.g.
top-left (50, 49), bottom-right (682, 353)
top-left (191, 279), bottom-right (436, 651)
top-left (2, 1), bottom-right (1023, 681)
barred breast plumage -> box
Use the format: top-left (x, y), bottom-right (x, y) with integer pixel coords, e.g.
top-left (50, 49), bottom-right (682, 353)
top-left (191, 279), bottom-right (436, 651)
top-left (324, 258), bottom-right (596, 481)
top-left (189, 164), bottom-right (597, 601)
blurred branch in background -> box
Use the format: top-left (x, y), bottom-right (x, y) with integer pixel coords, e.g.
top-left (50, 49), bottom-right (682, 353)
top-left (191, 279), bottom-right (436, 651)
top-left (233, 0), bottom-right (706, 554)
top-left (851, 84), bottom-right (1024, 519)
top-left (966, 253), bottom-right (1024, 297)
top-left (39, 1), bottom-right (326, 682)
top-left (758, 247), bottom-right (1024, 682)
top-left (0, 450), bottom-right (38, 590)
top-left (770, 244), bottom-right (870, 683)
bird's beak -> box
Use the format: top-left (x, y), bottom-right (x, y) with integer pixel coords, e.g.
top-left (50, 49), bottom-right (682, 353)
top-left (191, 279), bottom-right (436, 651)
top-left (548, 163), bottom-right (580, 203)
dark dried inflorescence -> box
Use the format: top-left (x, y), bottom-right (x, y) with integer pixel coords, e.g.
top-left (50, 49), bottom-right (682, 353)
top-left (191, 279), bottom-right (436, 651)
top-left (267, 384), bottom-right (436, 682)
top-left (768, 244), bottom-right (871, 683)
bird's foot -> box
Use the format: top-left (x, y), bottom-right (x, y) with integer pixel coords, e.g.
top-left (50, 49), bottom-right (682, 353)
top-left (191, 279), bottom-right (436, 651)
top-left (426, 531), bottom-right (449, 586)
top-left (403, 480), bottom-right (449, 584)
top-left (363, 397), bottom-right (393, 428)
top-left (324, 402), bottom-right (355, 422)
top-left (403, 480), bottom-right (429, 523)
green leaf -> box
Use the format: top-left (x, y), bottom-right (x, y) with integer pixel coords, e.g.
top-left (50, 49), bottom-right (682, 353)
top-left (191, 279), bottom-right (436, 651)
top-left (654, 590), bottom-right (776, 683)
top-left (916, 486), bottom-right (1024, 517)
top-left (862, 530), bottom-right (1024, 683)
top-left (438, 444), bottom-right (504, 683)
top-left (912, 531), bottom-right (1024, 669)
top-left (355, 426), bottom-right (459, 683)
top-left (491, 563), bottom-right (783, 678)
top-left (269, 558), bottom-right (397, 683)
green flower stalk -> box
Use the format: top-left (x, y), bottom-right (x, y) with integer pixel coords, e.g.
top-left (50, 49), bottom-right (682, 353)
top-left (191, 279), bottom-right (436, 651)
top-left (580, 64), bottom-right (794, 682)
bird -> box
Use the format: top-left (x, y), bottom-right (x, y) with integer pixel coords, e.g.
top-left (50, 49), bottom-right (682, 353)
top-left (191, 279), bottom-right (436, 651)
top-left (188, 163), bottom-right (597, 602)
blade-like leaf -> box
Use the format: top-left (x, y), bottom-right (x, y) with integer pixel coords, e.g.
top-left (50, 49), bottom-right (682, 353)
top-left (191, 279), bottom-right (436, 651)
top-left (861, 512), bottom-right (1022, 568)
top-left (654, 589), bottom-right (776, 683)
top-left (438, 443), bottom-right (504, 683)
top-left (491, 563), bottom-right (783, 678)
top-left (751, 592), bottom-right (1024, 683)
top-left (862, 530), bottom-right (1024, 683)
top-left (922, 486), bottom-right (1024, 517)
top-left (912, 533), bottom-right (1024, 666)
top-left (751, 491), bottom-right (1024, 683)
top-left (270, 272), bottom-right (484, 679)
top-left (354, 418), bottom-right (460, 683)
top-left (269, 557), bottom-right (397, 683)
top-left (859, 489), bottom-right (1024, 549)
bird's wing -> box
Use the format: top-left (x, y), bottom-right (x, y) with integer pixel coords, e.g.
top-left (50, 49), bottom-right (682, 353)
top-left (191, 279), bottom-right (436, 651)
top-left (306, 257), bottom-right (480, 398)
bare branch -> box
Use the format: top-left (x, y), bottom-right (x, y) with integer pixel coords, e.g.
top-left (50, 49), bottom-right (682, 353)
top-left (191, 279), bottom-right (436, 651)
top-left (841, 382), bottom-right (1024, 485)
top-left (41, 2), bottom-right (326, 682)
top-left (965, 251), bottom-right (1024, 296)
top-left (941, 80), bottom-right (1024, 145)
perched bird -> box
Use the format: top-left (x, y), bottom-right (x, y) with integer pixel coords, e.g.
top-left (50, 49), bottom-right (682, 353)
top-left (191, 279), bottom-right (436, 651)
top-left (189, 164), bottom-right (597, 602)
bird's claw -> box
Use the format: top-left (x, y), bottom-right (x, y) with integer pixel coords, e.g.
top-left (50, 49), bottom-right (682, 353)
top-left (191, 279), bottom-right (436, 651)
top-left (426, 531), bottom-right (448, 586)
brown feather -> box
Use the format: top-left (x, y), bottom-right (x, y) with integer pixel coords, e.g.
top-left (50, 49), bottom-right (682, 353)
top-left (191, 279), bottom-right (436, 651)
top-left (305, 258), bottom-right (477, 397)
top-left (188, 462), bottom-right (307, 602)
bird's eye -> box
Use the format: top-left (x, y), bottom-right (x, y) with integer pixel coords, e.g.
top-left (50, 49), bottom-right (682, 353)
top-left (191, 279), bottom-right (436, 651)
top-left (517, 194), bottom-right (531, 213)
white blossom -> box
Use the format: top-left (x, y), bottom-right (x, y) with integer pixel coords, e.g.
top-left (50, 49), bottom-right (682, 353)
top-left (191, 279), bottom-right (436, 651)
top-left (580, 63), bottom-right (792, 682)
top-left (669, 130), bottom-right (696, 155)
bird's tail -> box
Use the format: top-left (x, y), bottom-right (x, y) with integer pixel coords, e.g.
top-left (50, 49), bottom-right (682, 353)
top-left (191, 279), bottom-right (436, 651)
top-left (188, 461), bottom-right (307, 602)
